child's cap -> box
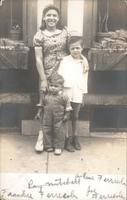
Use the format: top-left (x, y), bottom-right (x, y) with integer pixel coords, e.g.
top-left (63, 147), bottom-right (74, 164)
top-left (49, 73), bottom-right (64, 86)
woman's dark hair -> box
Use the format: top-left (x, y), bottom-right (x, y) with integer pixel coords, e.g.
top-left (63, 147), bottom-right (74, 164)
top-left (40, 4), bottom-right (64, 30)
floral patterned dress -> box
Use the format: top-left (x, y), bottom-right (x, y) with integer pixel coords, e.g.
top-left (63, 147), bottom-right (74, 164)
top-left (33, 27), bottom-right (70, 79)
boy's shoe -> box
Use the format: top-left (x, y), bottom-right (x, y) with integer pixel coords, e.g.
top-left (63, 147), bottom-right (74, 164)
top-left (54, 148), bottom-right (62, 155)
top-left (65, 137), bottom-right (75, 152)
top-left (73, 136), bottom-right (81, 150)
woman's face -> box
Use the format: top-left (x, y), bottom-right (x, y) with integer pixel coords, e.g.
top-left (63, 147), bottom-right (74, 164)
top-left (43, 9), bottom-right (59, 29)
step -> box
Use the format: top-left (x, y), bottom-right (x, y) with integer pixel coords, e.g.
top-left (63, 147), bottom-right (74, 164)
top-left (2, 93), bottom-right (127, 106)
top-left (91, 131), bottom-right (127, 139)
top-left (21, 120), bottom-right (90, 137)
top-left (0, 127), bottom-right (20, 134)
top-left (0, 93), bottom-right (31, 104)
top-left (0, 103), bottom-right (37, 129)
top-left (84, 94), bottom-right (127, 105)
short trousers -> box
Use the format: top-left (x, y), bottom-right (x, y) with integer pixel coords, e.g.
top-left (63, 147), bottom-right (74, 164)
top-left (64, 87), bottom-right (83, 103)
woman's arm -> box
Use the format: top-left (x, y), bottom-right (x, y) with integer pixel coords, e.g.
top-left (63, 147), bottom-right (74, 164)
top-left (34, 46), bottom-right (48, 91)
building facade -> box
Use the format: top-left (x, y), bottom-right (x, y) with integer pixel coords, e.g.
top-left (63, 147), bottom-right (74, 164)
top-left (0, 0), bottom-right (127, 133)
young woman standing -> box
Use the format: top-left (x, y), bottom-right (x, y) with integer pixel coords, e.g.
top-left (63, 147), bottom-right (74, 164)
top-left (33, 5), bottom-right (70, 152)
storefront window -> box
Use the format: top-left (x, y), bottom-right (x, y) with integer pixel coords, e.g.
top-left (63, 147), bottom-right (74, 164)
top-left (0, 0), bottom-right (23, 39)
top-left (98, 0), bottom-right (127, 33)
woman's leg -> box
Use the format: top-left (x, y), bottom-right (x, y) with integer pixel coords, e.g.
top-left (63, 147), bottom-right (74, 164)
top-left (35, 83), bottom-right (44, 152)
top-left (35, 128), bottom-right (44, 152)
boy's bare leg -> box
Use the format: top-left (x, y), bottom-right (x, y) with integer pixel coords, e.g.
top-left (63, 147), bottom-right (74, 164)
top-left (65, 120), bottom-right (75, 152)
top-left (71, 103), bottom-right (81, 150)
top-left (72, 119), bottom-right (78, 136)
top-left (72, 118), bottom-right (81, 150)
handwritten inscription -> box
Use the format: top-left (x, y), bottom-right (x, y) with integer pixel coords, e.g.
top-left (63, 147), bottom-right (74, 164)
top-left (0, 189), bottom-right (33, 200)
top-left (0, 173), bottom-right (126, 200)
top-left (46, 190), bottom-right (77, 199)
top-left (28, 173), bottom-right (95, 189)
top-left (97, 175), bottom-right (126, 186)
top-left (86, 185), bottom-right (125, 200)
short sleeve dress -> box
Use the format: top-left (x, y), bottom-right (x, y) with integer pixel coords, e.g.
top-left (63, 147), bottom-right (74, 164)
top-left (33, 27), bottom-right (70, 80)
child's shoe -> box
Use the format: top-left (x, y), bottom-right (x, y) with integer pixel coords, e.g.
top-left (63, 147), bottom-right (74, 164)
top-left (54, 148), bottom-right (62, 155)
top-left (65, 137), bottom-right (75, 152)
top-left (73, 136), bottom-right (81, 150)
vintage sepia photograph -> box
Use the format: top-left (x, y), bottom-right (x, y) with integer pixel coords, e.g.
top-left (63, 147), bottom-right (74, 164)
top-left (0, 0), bottom-right (126, 199)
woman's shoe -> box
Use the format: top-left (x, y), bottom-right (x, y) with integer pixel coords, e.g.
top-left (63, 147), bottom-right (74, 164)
top-left (35, 141), bottom-right (44, 152)
top-left (54, 149), bottom-right (62, 155)
top-left (73, 136), bottom-right (81, 150)
top-left (35, 130), bottom-right (44, 152)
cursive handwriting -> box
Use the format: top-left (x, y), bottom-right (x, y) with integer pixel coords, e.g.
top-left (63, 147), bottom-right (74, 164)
top-left (97, 175), bottom-right (127, 186)
top-left (103, 177), bottom-right (126, 186)
top-left (28, 175), bottom-right (81, 192)
top-left (28, 179), bottom-right (44, 193)
top-left (28, 173), bottom-right (95, 190)
top-left (46, 190), bottom-right (78, 199)
top-left (0, 189), bottom-right (33, 200)
top-left (82, 172), bottom-right (95, 181)
top-left (1, 173), bottom-right (126, 200)
top-left (45, 175), bottom-right (81, 186)
top-left (86, 185), bottom-right (125, 200)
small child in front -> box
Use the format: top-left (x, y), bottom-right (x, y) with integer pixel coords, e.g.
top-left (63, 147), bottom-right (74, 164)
top-left (58, 36), bottom-right (89, 152)
top-left (36, 72), bottom-right (72, 155)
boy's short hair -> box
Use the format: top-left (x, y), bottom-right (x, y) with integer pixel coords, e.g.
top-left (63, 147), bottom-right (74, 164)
top-left (68, 36), bottom-right (83, 47)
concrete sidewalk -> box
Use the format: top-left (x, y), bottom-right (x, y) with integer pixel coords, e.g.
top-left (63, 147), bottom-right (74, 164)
top-left (0, 133), bottom-right (126, 175)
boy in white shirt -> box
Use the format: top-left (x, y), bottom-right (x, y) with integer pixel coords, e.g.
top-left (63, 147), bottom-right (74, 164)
top-left (58, 36), bottom-right (89, 152)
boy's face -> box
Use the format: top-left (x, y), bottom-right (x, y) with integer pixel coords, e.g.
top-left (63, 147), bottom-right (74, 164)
top-left (49, 84), bottom-right (62, 94)
top-left (69, 41), bottom-right (83, 59)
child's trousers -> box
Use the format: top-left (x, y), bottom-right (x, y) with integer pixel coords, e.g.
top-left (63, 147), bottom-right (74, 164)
top-left (42, 105), bottom-right (65, 149)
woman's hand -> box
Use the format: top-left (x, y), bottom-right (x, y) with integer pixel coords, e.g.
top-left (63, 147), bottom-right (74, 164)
top-left (40, 79), bottom-right (48, 92)
top-left (35, 109), bottom-right (42, 120)
top-left (63, 112), bottom-right (70, 122)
